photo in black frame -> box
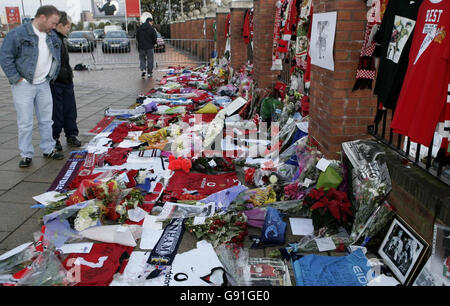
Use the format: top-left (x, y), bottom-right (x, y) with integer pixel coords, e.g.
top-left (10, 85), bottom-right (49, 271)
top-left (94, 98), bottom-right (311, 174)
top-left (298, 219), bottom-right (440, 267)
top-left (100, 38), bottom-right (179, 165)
top-left (378, 217), bottom-right (429, 285)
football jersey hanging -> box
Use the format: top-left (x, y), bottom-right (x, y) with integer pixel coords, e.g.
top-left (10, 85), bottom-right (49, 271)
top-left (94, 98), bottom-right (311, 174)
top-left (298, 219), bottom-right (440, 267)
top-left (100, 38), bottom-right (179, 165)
top-left (390, 0), bottom-right (450, 147)
top-left (373, 0), bottom-right (422, 110)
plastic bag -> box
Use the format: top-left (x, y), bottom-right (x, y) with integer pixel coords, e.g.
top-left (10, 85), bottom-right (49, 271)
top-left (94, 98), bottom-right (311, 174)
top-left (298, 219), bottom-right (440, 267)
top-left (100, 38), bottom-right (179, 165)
top-left (250, 207), bottom-right (286, 248)
top-left (17, 249), bottom-right (75, 286)
top-left (0, 242), bottom-right (37, 275)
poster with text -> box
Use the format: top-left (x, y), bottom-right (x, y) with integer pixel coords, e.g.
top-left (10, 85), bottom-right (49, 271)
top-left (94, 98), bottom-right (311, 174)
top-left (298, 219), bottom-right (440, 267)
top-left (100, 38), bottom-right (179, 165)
top-left (5, 7), bottom-right (21, 24)
top-left (309, 11), bottom-right (337, 71)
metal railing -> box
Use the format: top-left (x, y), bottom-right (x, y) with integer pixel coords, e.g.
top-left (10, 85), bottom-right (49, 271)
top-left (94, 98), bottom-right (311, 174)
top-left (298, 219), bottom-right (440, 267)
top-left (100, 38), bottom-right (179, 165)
top-left (71, 38), bottom-right (215, 69)
top-left (368, 109), bottom-right (449, 186)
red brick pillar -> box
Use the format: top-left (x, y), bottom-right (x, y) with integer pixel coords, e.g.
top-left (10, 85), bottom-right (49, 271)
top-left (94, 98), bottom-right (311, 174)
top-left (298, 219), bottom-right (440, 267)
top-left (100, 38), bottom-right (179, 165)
top-left (185, 19), bottom-right (192, 51)
top-left (205, 16), bottom-right (216, 60)
top-left (309, 0), bottom-right (377, 159)
top-left (216, 6), bottom-right (230, 58)
top-left (229, 1), bottom-right (253, 71)
top-left (252, 0), bottom-right (280, 90)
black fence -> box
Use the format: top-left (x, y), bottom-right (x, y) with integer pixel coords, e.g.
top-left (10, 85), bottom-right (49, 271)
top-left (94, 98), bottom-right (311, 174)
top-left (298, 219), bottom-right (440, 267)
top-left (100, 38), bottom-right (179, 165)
top-left (368, 109), bottom-right (449, 186)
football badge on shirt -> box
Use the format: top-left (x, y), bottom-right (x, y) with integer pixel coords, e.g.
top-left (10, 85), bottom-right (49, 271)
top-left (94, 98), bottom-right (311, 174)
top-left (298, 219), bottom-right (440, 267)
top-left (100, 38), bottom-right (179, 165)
top-left (434, 26), bottom-right (446, 44)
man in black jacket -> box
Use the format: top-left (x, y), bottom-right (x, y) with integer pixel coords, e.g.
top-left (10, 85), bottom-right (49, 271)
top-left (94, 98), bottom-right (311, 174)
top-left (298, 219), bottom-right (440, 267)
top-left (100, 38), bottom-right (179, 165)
top-left (97, 0), bottom-right (117, 16)
top-left (136, 17), bottom-right (157, 78)
top-left (50, 11), bottom-right (81, 151)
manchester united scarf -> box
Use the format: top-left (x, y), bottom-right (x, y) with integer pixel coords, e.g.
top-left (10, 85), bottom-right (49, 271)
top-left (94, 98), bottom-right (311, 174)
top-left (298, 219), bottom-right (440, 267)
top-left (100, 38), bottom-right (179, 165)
top-left (353, 0), bottom-right (387, 91)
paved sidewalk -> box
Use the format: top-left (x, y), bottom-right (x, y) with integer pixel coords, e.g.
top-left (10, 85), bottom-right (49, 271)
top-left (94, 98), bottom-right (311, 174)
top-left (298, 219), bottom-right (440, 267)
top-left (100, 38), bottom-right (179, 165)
top-left (0, 68), bottom-right (163, 254)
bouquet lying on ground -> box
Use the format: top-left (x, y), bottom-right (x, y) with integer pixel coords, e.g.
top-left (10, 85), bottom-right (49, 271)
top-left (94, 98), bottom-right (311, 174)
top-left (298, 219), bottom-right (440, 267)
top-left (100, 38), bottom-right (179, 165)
top-left (302, 187), bottom-right (353, 232)
top-left (185, 211), bottom-right (248, 249)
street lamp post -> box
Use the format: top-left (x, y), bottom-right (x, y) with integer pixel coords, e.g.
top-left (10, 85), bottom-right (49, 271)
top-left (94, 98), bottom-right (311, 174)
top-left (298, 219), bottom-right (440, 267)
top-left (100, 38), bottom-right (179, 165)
top-left (21, 0), bottom-right (25, 18)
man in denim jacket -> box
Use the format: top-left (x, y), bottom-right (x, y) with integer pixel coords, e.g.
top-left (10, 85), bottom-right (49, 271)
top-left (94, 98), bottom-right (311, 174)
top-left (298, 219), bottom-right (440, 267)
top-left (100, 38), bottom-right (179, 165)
top-left (0, 5), bottom-right (64, 167)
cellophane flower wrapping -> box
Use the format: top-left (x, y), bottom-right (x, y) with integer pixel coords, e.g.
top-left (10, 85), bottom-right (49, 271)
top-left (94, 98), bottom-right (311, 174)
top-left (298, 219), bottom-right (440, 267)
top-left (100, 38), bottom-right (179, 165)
top-left (349, 175), bottom-right (389, 242)
top-left (185, 211), bottom-right (248, 249)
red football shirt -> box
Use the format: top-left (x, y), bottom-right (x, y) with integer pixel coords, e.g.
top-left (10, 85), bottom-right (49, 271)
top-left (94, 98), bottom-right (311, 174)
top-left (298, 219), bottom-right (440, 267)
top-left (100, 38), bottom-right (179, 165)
top-left (391, 0), bottom-right (450, 146)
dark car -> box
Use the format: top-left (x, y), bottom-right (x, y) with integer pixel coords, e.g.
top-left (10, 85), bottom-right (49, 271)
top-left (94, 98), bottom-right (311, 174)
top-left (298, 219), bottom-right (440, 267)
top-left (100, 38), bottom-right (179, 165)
top-left (155, 31), bottom-right (165, 53)
top-left (102, 30), bottom-right (131, 53)
top-left (93, 29), bottom-right (105, 39)
top-left (67, 31), bottom-right (96, 52)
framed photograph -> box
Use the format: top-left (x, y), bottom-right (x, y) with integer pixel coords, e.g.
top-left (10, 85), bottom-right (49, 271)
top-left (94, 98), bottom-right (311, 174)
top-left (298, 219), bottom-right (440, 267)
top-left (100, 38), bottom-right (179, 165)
top-left (378, 217), bottom-right (429, 285)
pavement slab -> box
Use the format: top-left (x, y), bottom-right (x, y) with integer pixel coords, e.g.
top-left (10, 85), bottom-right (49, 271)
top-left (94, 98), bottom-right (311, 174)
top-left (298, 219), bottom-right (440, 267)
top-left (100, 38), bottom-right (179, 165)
top-left (0, 181), bottom-right (51, 205)
top-left (0, 170), bottom-right (32, 191)
top-left (0, 202), bottom-right (38, 232)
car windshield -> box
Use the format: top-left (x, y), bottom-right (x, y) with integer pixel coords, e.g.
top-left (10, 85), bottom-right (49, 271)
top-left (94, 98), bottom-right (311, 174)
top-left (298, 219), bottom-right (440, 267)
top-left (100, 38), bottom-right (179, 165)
top-left (106, 31), bottom-right (127, 38)
top-left (69, 32), bottom-right (89, 38)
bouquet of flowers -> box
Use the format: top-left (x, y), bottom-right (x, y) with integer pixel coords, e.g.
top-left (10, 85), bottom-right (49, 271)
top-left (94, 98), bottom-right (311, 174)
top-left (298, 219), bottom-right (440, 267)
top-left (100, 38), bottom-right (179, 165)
top-left (302, 187), bottom-right (353, 231)
top-left (349, 178), bottom-right (389, 242)
top-left (65, 179), bottom-right (121, 206)
top-left (230, 186), bottom-right (277, 211)
top-left (352, 201), bottom-right (396, 246)
top-left (102, 188), bottom-right (145, 223)
top-left (284, 181), bottom-right (307, 200)
top-left (185, 212), bottom-right (248, 249)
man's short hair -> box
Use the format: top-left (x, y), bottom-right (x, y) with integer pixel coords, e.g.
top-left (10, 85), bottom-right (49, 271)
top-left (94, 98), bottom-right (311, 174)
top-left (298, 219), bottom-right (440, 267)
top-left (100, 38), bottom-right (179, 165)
top-left (146, 17), bottom-right (153, 23)
top-left (35, 5), bottom-right (60, 18)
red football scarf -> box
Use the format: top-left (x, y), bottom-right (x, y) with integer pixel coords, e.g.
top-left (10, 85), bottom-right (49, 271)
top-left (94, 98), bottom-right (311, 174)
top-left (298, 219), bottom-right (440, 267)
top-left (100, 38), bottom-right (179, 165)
top-left (353, 0), bottom-right (388, 91)
top-left (271, 0), bottom-right (286, 71)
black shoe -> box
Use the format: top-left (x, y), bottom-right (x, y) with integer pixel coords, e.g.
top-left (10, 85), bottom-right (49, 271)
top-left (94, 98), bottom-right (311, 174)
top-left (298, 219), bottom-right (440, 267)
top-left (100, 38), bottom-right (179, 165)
top-left (55, 139), bottom-right (63, 151)
top-left (19, 157), bottom-right (32, 168)
top-left (43, 149), bottom-right (64, 160)
top-left (141, 71), bottom-right (146, 79)
top-left (67, 136), bottom-right (82, 147)
top-left (147, 72), bottom-right (152, 78)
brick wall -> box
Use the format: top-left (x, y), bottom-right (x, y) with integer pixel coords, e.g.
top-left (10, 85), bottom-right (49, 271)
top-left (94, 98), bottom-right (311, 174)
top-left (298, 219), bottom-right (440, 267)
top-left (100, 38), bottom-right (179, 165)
top-left (216, 12), bottom-right (228, 58)
top-left (309, 0), bottom-right (377, 159)
top-left (253, 0), bottom-right (280, 90)
top-left (230, 8), bottom-right (248, 71)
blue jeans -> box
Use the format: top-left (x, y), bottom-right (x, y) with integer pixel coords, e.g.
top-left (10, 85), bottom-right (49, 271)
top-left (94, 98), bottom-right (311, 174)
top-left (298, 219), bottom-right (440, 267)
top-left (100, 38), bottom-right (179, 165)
top-left (11, 80), bottom-right (56, 158)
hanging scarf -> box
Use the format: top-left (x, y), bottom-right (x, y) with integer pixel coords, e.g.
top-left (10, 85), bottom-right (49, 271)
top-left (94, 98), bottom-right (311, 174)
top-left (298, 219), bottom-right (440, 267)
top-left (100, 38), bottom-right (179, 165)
top-left (277, 0), bottom-right (298, 54)
top-left (225, 13), bottom-right (231, 56)
top-left (243, 9), bottom-right (254, 45)
top-left (271, 0), bottom-right (287, 71)
top-left (353, 0), bottom-right (386, 91)
top-left (295, 0), bottom-right (312, 70)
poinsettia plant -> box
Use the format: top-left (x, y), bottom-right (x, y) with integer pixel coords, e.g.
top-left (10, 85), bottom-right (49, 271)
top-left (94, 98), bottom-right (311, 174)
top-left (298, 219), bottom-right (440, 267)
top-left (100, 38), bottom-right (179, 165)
top-left (185, 211), bottom-right (248, 249)
top-left (303, 187), bottom-right (354, 231)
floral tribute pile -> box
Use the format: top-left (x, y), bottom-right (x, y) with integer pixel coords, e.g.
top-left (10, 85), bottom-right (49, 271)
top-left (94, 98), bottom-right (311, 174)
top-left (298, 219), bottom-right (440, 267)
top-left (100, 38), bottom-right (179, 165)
top-left (0, 57), bottom-right (396, 287)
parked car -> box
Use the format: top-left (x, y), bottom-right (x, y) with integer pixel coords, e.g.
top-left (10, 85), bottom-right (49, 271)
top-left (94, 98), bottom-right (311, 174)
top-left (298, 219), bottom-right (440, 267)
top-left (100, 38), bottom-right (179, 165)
top-left (67, 31), bottom-right (96, 52)
top-left (104, 25), bottom-right (122, 34)
top-left (102, 30), bottom-right (131, 53)
top-left (93, 29), bottom-right (105, 39)
top-left (154, 31), bottom-right (165, 53)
